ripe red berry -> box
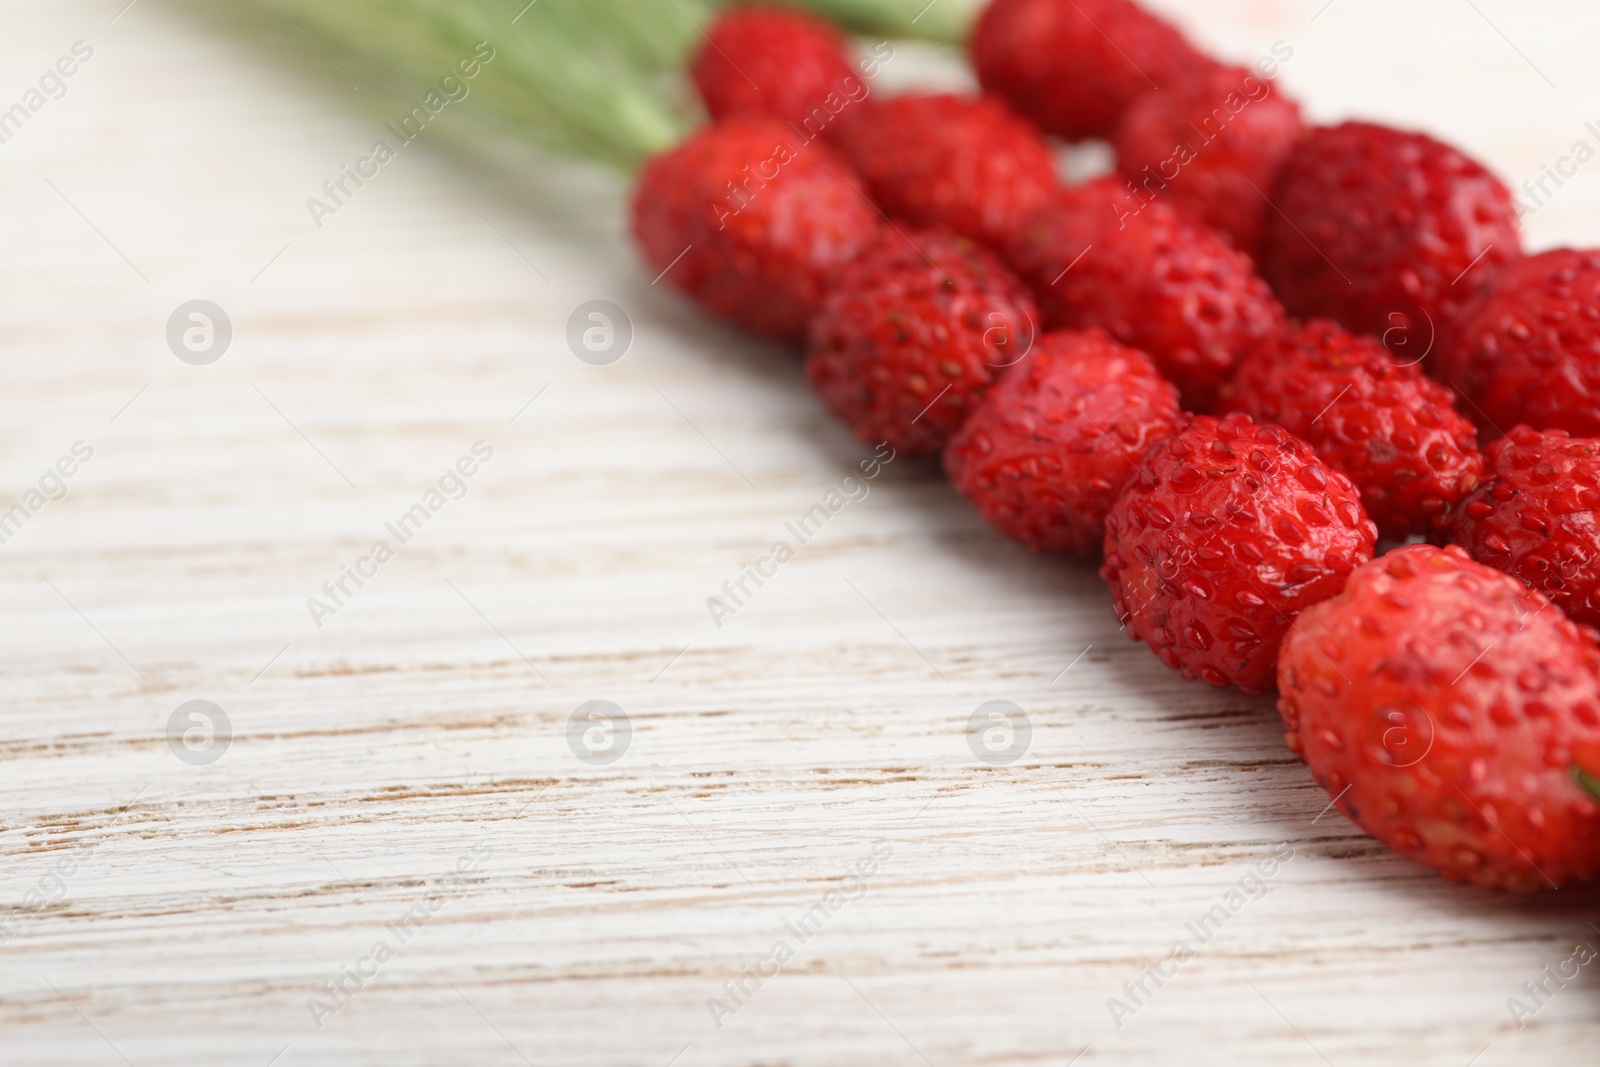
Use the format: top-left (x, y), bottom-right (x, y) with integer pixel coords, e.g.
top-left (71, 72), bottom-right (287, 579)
top-left (690, 5), bottom-right (862, 133)
top-left (806, 228), bottom-right (1038, 456)
top-left (971, 0), bottom-right (1215, 142)
top-left (1111, 65), bottom-right (1304, 257)
top-left (1219, 320), bottom-right (1484, 539)
top-left (1279, 543), bottom-right (1600, 892)
top-left (1451, 426), bottom-right (1600, 627)
top-left (828, 92), bottom-right (1058, 251)
top-left (1439, 249), bottom-right (1600, 437)
top-left (631, 119), bottom-right (881, 341)
top-left (945, 330), bottom-right (1185, 555)
top-left (1102, 413), bottom-right (1377, 693)
top-left (1006, 178), bottom-right (1287, 411)
top-left (1260, 122), bottom-right (1521, 356)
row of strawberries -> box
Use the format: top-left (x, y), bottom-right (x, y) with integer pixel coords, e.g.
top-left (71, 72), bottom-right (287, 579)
top-left (630, 0), bottom-right (1600, 893)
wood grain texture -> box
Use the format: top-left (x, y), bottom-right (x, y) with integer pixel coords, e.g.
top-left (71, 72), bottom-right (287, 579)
top-left (3, 0), bottom-right (1600, 1064)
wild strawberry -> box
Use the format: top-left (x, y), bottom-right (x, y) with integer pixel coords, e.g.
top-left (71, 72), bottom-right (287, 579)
top-left (827, 92), bottom-right (1058, 251)
top-left (631, 118), bottom-right (881, 341)
top-left (1102, 413), bottom-right (1377, 693)
top-left (1260, 122), bottom-right (1521, 357)
top-left (690, 5), bottom-right (863, 134)
top-left (1279, 544), bottom-right (1600, 892)
top-left (806, 228), bottom-right (1037, 455)
top-left (1005, 177), bottom-right (1287, 411)
top-left (1438, 249), bottom-right (1600, 437)
top-left (1450, 426), bottom-right (1600, 627)
top-left (1111, 65), bottom-right (1304, 257)
top-left (945, 330), bottom-right (1185, 555)
top-left (971, 0), bottom-right (1215, 142)
top-left (1219, 320), bottom-right (1484, 539)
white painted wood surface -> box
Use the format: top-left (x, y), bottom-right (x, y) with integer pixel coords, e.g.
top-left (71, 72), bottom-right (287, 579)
top-left (4, 1), bottom-right (1600, 1064)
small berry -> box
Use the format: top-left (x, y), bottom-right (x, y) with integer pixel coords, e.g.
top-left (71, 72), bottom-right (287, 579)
top-left (1450, 425), bottom-right (1600, 627)
top-left (807, 228), bottom-right (1038, 455)
top-left (971, 0), bottom-right (1216, 141)
top-left (945, 330), bottom-right (1185, 555)
top-left (1279, 543), bottom-right (1600, 892)
top-left (1219, 320), bottom-right (1484, 539)
top-left (1111, 65), bottom-right (1304, 256)
top-left (690, 5), bottom-right (862, 133)
top-left (828, 92), bottom-right (1058, 251)
top-left (1101, 413), bottom-right (1378, 694)
top-left (631, 119), bottom-right (882, 341)
top-left (1006, 178), bottom-right (1287, 411)
top-left (1260, 122), bottom-right (1522, 356)
top-left (1439, 249), bottom-right (1600, 437)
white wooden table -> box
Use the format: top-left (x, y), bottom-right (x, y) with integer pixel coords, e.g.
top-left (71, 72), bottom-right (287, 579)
top-left (3, 1), bottom-right (1600, 1064)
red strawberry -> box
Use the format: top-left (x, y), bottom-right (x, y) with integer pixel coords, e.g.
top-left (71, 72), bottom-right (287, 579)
top-left (1111, 65), bottom-right (1304, 257)
top-left (1219, 320), bottom-right (1484, 539)
top-left (690, 5), bottom-right (864, 134)
top-left (971, 0), bottom-right (1216, 142)
top-left (828, 92), bottom-right (1058, 251)
top-left (1005, 177), bottom-right (1287, 411)
top-left (631, 118), bottom-right (881, 341)
top-left (945, 330), bottom-right (1185, 555)
top-left (1279, 543), bottom-right (1600, 892)
top-left (1438, 249), bottom-right (1600, 437)
top-left (806, 228), bottom-right (1038, 455)
top-left (1102, 413), bottom-right (1377, 693)
top-left (1260, 122), bottom-right (1521, 357)
top-left (1450, 426), bottom-right (1600, 627)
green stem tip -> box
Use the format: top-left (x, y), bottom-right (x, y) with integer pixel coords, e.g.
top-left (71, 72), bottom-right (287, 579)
top-left (263, 0), bottom-right (975, 172)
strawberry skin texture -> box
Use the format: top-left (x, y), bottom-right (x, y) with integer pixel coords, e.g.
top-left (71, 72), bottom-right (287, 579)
top-left (690, 5), bottom-right (862, 132)
top-left (1111, 65), bottom-right (1303, 257)
top-left (806, 229), bottom-right (1038, 456)
top-left (971, 0), bottom-right (1215, 142)
top-left (1102, 413), bottom-right (1377, 693)
top-left (828, 92), bottom-right (1058, 251)
top-left (1219, 320), bottom-right (1484, 540)
top-left (1279, 544), bottom-right (1600, 892)
top-left (1005, 178), bottom-right (1287, 411)
top-left (1260, 122), bottom-right (1521, 356)
top-left (1440, 249), bottom-right (1600, 437)
top-left (631, 119), bottom-right (882, 342)
top-left (1451, 426), bottom-right (1600, 627)
top-left (945, 330), bottom-right (1185, 555)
